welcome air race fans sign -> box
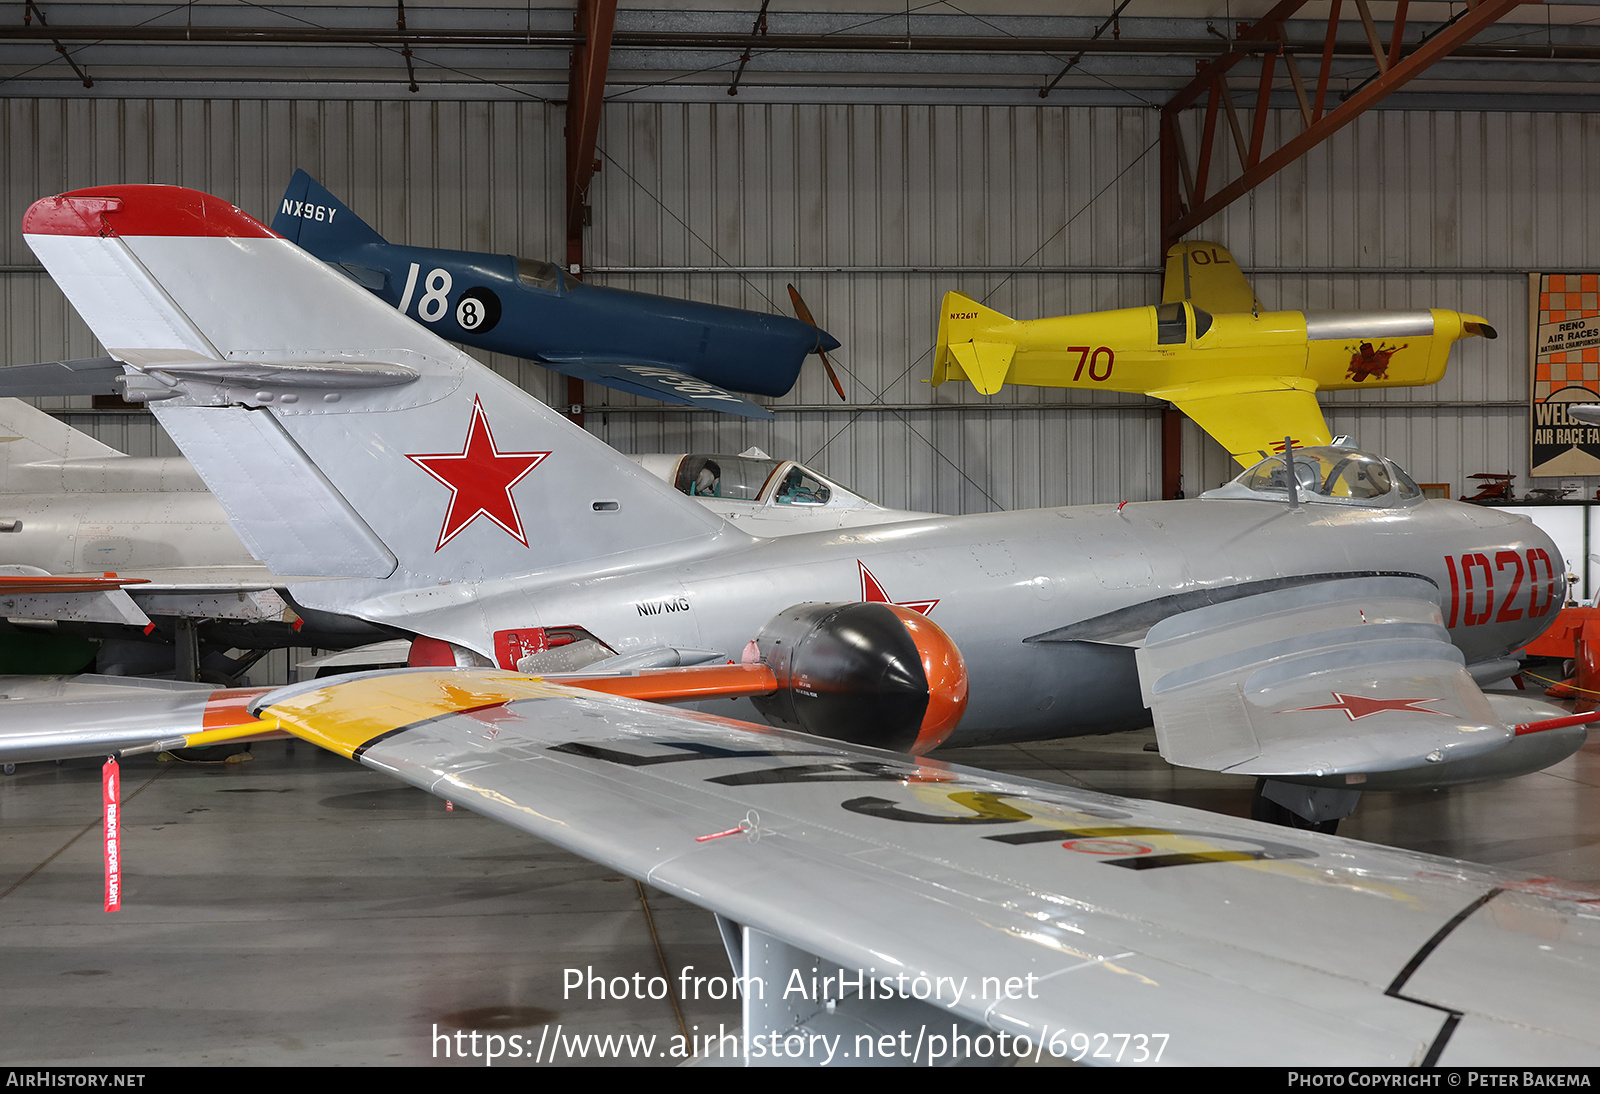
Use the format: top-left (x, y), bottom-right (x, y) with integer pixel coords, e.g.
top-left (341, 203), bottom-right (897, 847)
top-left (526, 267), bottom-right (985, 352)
top-left (1533, 272), bottom-right (1600, 477)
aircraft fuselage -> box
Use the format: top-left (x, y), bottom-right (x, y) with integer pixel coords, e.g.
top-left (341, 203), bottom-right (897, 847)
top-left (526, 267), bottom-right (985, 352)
top-left (988, 306), bottom-right (1472, 394)
top-left (343, 496), bottom-right (1562, 749)
top-left (336, 241), bottom-right (826, 398)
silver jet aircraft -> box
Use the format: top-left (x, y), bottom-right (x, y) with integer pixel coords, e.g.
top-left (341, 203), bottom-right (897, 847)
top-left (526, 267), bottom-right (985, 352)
top-left (20, 183), bottom-right (1584, 829)
top-left (0, 396), bottom-right (911, 677)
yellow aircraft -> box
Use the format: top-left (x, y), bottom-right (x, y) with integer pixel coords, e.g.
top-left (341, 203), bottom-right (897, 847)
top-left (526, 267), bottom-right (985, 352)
top-left (932, 241), bottom-right (1497, 464)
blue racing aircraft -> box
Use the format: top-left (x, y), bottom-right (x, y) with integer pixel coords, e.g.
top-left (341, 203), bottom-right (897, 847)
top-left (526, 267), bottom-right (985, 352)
top-left (270, 170), bottom-right (843, 418)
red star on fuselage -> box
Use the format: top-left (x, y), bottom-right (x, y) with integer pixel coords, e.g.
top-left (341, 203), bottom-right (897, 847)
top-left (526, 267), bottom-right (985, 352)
top-left (859, 560), bottom-right (938, 615)
top-left (407, 396), bottom-right (549, 551)
top-left (1282, 692), bottom-right (1451, 721)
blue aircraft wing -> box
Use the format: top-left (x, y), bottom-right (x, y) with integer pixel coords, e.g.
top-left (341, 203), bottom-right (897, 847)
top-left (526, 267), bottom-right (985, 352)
top-left (540, 357), bottom-right (775, 419)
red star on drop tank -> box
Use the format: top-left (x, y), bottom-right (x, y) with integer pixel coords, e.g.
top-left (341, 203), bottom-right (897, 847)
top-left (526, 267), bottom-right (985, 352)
top-left (407, 396), bottom-right (549, 551)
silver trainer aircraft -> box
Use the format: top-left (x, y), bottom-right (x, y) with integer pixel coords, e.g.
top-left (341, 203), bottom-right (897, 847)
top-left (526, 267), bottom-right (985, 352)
top-left (17, 184), bottom-right (1583, 833)
top-left (8, 184), bottom-right (1600, 1064)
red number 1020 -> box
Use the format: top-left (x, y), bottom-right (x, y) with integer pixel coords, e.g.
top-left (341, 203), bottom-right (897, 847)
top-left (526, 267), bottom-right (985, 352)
top-left (1445, 549), bottom-right (1559, 628)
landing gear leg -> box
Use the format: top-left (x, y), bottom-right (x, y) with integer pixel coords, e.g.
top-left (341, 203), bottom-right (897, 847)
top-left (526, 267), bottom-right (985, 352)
top-left (1250, 778), bottom-right (1361, 835)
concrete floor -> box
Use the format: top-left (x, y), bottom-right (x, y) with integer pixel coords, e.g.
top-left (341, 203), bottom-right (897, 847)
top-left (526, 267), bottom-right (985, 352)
top-left (2, 723), bottom-right (1598, 1066)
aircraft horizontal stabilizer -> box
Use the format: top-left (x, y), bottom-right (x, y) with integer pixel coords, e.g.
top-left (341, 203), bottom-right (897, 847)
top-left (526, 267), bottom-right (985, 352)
top-left (1135, 576), bottom-right (1584, 782)
top-left (0, 573), bottom-right (151, 626)
top-left (0, 357), bottom-right (124, 397)
top-left (945, 341), bottom-right (1016, 396)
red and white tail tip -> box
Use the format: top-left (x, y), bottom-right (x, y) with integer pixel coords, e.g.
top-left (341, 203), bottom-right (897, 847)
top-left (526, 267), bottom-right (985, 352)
top-left (23, 185), bottom-right (278, 240)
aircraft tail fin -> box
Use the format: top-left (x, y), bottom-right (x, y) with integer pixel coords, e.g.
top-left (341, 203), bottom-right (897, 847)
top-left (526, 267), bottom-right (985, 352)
top-left (24, 185), bottom-right (741, 600)
top-left (270, 169), bottom-right (388, 256)
top-left (1161, 241), bottom-right (1262, 314)
top-left (932, 290), bottom-right (1017, 393)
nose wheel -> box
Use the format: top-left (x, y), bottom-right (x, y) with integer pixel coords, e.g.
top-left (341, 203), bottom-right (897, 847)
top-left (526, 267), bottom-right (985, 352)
top-left (1250, 778), bottom-right (1352, 835)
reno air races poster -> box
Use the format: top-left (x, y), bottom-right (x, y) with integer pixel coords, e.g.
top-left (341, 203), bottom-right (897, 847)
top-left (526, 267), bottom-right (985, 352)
top-left (1532, 272), bottom-right (1600, 477)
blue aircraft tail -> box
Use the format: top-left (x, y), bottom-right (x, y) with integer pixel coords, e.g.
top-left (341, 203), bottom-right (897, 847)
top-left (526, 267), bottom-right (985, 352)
top-left (271, 169), bottom-right (387, 254)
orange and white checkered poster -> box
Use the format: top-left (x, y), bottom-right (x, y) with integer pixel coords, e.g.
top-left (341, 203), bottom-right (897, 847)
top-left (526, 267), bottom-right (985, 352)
top-left (1532, 272), bottom-right (1600, 476)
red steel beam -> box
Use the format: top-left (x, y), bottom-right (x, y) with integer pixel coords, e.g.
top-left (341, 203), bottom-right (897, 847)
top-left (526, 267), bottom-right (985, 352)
top-left (565, 0), bottom-right (616, 270)
top-left (1160, 0), bottom-right (1306, 254)
top-left (564, 0), bottom-right (616, 427)
top-left (1313, 0), bottom-right (1342, 122)
top-left (1247, 46), bottom-right (1278, 167)
top-left (1165, 1), bottom-right (1309, 114)
top-left (1163, 0), bottom-right (1530, 243)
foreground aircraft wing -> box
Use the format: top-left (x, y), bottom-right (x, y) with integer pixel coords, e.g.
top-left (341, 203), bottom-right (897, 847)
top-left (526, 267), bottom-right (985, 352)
top-left (1146, 375), bottom-right (1332, 464)
top-left (0, 674), bottom-right (280, 764)
top-left (538, 356), bottom-right (776, 419)
top-left (87, 665), bottom-right (1595, 1065)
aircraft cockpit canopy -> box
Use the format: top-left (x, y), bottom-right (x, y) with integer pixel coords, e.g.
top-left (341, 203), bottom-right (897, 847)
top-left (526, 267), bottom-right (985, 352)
top-left (516, 258), bottom-right (564, 293)
top-left (673, 454), bottom-right (835, 507)
top-left (1154, 301), bottom-right (1215, 344)
top-left (1205, 445), bottom-right (1425, 508)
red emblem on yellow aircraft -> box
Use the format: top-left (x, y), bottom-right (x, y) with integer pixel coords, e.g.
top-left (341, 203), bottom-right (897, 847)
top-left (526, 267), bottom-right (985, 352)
top-left (407, 396), bottom-right (550, 551)
top-left (859, 561), bottom-right (939, 616)
top-left (1345, 341), bottom-right (1408, 382)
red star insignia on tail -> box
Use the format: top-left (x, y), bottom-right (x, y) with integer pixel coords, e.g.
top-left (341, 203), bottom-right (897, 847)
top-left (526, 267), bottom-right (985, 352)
top-left (407, 396), bottom-right (549, 551)
top-left (859, 560), bottom-right (939, 615)
top-left (1282, 692), bottom-right (1450, 721)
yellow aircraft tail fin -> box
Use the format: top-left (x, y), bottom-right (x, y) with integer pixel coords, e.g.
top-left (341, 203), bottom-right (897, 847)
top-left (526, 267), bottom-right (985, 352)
top-left (933, 290), bottom-right (1015, 391)
top-left (1148, 376), bottom-right (1331, 466)
top-left (1162, 241), bottom-right (1262, 315)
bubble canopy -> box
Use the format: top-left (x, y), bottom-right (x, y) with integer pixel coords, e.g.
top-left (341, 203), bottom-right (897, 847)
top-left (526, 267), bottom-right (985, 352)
top-left (1203, 445), bottom-right (1426, 508)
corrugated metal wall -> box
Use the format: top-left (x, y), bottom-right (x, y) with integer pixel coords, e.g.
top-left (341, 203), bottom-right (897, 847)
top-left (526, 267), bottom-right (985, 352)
top-left (1, 100), bottom-right (1587, 513)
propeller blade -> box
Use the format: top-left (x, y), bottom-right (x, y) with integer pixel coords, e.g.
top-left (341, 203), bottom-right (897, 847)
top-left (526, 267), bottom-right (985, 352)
top-left (787, 283), bottom-right (816, 328)
top-left (787, 283), bottom-right (846, 401)
top-left (818, 348), bottom-right (846, 401)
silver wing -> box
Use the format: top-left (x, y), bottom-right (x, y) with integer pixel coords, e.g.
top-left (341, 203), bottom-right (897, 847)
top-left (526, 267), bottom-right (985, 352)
top-left (215, 667), bottom-right (1600, 1066)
